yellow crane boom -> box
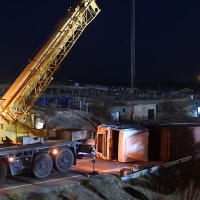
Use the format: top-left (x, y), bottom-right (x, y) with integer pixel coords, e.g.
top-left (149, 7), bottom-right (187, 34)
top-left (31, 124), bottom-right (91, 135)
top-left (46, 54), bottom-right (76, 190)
top-left (0, 0), bottom-right (100, 125)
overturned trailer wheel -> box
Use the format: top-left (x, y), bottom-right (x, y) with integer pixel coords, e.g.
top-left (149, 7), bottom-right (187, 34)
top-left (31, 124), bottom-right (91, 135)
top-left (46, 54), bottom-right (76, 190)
top-left (0, 160), bottom-right (7, 182)
top-left (32, 153), bottom-right (53, 178)
top-left (54, 148), bottom-right (74, 172)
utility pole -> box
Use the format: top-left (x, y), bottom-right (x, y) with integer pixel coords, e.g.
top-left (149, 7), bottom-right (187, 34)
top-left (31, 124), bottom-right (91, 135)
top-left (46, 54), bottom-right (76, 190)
top-left (131, 0), bottom-right (135, 88)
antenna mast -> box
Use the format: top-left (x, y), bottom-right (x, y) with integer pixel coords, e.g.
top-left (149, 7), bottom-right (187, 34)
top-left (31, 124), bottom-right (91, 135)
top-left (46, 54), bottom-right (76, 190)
top-left (131, 0), bottom-right (135, 88)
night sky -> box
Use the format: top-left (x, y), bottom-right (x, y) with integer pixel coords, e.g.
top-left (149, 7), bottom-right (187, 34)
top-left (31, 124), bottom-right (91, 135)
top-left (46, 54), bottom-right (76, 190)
top-left (0, 1), bottom-right (200, 86)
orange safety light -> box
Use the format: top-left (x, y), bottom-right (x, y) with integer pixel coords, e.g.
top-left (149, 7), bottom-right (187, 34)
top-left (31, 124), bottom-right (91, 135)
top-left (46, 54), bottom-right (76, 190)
top-left (9, 156), bottom-right (14, 162)
top-left (52, 149), bottom-right (58, 155)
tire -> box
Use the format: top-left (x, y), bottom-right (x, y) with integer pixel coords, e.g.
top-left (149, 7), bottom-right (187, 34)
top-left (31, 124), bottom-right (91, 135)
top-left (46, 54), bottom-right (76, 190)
top-left (32, 153), bottom-right (53, 178)
top-left (54, 148), bottom-right (74, 172)
top-left (0, 160), bottom-right (7, 182)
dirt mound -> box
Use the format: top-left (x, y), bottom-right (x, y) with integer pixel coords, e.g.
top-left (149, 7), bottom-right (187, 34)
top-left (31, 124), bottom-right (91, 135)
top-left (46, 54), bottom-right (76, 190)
top-left (153, 99), bottom-right (200, 123)
top-left (47, 109), bottom-right (103, 132)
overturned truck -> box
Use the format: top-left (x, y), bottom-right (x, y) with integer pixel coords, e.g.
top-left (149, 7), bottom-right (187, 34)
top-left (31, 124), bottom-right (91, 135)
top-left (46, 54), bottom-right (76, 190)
top-left (96, 124), bottom-right (149, 162)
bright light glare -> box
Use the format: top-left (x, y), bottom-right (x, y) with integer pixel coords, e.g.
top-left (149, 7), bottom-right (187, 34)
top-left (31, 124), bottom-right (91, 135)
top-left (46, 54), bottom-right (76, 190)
top-left (84, 2), bottom-right (89, 7)
top-left (9, 157), bottom-right (14, 162)
top-left (52, 149), bottom-right (58, 155)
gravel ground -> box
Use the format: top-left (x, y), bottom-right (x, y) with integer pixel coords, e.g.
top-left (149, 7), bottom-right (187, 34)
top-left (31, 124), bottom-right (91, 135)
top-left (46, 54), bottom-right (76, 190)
top-left (3, 159), bottom-right (200, 200)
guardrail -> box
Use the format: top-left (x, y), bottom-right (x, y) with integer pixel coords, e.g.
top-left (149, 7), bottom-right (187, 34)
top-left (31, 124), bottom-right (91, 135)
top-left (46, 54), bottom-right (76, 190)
top-left (121, 153), bottom-right (200, 181)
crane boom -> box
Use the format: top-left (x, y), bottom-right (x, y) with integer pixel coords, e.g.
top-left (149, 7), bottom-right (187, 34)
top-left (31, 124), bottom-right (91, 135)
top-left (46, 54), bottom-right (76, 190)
top-left (0, 0), bottom-right (100, 125)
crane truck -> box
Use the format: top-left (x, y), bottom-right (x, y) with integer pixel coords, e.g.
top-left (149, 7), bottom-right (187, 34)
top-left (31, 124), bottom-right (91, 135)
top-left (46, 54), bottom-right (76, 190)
top-left (0, 0), bottom-right (100, 182)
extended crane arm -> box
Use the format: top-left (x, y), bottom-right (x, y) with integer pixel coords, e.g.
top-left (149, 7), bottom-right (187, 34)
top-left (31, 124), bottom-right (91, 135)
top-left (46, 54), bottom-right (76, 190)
top-left (0, 0), bottom-right (100, 124)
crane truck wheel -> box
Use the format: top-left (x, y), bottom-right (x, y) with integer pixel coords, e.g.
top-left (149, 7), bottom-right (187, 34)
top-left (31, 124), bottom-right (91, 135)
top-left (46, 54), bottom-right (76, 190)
top-left (0, 160), bottom-right (7, 181)
top-left (31, 153), bottom-right (53, 178)
top-left (54, 148), bottom-right (74, 172)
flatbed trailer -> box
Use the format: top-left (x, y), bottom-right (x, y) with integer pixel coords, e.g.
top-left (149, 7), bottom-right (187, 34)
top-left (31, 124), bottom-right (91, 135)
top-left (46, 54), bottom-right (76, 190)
top-left (0, 139), bottom-right (92, 181)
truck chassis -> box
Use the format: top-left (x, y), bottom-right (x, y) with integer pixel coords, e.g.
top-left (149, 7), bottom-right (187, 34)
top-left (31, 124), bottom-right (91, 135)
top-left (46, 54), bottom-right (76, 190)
top-left (0, 140), bottom-right (90, 181)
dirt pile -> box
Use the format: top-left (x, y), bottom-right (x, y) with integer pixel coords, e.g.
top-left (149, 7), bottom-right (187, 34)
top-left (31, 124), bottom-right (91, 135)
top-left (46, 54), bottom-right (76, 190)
top-left (47, 109), bottom-right (102, 132)
top-left (152, 99), bottom-right (200, 123)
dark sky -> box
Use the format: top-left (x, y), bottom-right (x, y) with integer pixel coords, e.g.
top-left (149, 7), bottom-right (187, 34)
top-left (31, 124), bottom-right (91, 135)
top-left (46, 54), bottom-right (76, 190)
top-left (0, 1), bottom-right (200, 86)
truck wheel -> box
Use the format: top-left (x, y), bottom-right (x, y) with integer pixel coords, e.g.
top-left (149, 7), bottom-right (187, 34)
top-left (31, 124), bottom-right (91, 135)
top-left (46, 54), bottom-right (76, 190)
top-left (54, 149), bottom-right (74, 172)
top-left (32, 153), bottom-right (53, 178)
top-left (0, 160), bottom-right (7, 181)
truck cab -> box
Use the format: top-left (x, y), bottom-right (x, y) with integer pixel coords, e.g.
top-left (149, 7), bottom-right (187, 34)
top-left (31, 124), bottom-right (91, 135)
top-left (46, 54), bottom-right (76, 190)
top-left (96, 124), bottom-right (149, 162)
